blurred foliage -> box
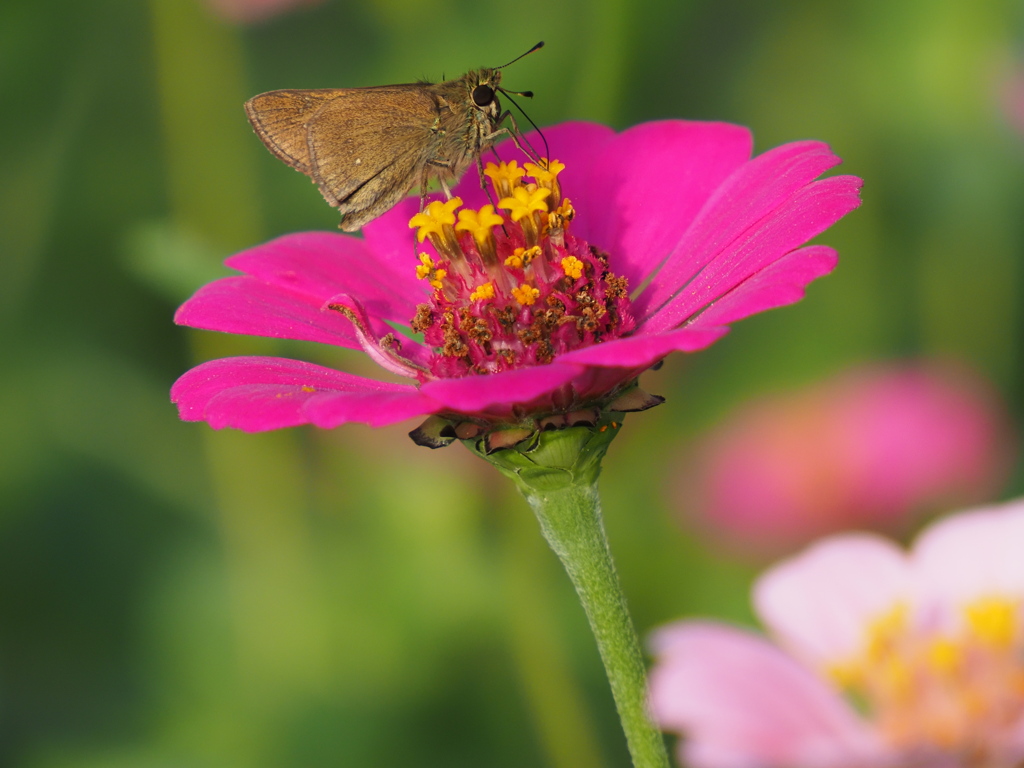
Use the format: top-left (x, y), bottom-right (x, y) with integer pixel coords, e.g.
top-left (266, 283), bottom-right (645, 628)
top-left (1, 0), bottom-right (1023, 765)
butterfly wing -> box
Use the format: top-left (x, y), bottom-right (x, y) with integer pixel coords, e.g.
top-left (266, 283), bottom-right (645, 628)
top-left (305, 88), bottom-right (444, 230)
top-left (245, 86), bottom-right (444, 231)
top-left (244, 89), bottom-right (340, 173)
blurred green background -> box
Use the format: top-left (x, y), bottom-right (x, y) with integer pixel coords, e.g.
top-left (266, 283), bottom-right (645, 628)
top-left (3, 0), bottom-right (1024, 765)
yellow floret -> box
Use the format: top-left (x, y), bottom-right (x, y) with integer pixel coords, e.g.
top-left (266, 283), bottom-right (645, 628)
top-left (415, 253), bottom-right (437, 280)
top-left (561, 255), bottom-right (584, 279)
top-left (498, 186), bottom-right (552, 222)
top-left (512, 284), bottom-right (540, 306)
top-left (964, 596), bottom-right (1019, 648)
top-left (469, 282), bottom-right (495, 302)
top-left (455, 205), bottom-right (505, 242)
top-left (926, 637), bottom-right (961, 675)
top-left (504, 246), bottom-right (541, 269)
top-left (409, 197), bottom-right (463, 242)
top-left (525, 158), bottom-right (565, 185)
top-left (484, 160), bottom-right (527, 197)
top-left (864, 603), bottom-right (909, 661)
top-left (415, 252), bottom-right (447, 289)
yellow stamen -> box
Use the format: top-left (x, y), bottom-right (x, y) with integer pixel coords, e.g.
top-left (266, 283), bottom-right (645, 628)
top-left (865, 603), bottom-right (909, 662)
top-left (504, 246), bottom-right (541, 270)
top-left (548, 198), bottom-right (575, 230)
top-left (469, 282), bottom-right (495, 302)
top-left (826, 660), bottom-right (863, 690)
top-left (964, 596), bottom-right (1019, 648)
top-left (415, 253), bottom-right (437, 280)
top-left (512, 284), bottom-right (540, 306)
top-left (415, 252), bottom-right (447, 290)
top-left (926, 637), bottom-right (961, 675)
top-left (561, 255), bottom-right (584, 279)
top-left (878, 656), bottom-right (914, 702)
top-left (484, 160), bottom-right (526, 199)
top-left (825, 594), bottom-right (1024, 758)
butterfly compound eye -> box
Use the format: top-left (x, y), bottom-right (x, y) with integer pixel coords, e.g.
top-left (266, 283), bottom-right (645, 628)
top-left (472, 84), bottom-right (495, 107)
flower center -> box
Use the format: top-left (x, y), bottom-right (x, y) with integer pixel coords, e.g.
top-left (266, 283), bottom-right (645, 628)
top-left (828, 597), bottom-right (1024, 761)
top-left (407, 159), bottom-right (635, 378)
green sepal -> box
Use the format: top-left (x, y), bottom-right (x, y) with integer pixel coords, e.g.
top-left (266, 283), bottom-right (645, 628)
top-left (408, 415), bottom-right (458, 448)
top-left (462, 412), bottom-right (626, 493)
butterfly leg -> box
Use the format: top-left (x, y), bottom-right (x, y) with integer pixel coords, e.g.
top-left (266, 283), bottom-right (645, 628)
top-left (477, 159), bottom-right (499, 209)
top-left (418, 165), bottom-right (430, 213)
top-left (488, 112), bottom-right (548, 165)
top-left (423, 159), bottom-right (458, 205)
top-left (474, 158), bottom-right (508, 237)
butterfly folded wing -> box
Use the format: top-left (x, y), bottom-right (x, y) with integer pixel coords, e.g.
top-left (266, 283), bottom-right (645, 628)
top-left (305, 89), bottom-right (444, 231)
top-left (246, 86), bottom-right (450, 232)
top-left (244, 89), bottom-right (342, 173)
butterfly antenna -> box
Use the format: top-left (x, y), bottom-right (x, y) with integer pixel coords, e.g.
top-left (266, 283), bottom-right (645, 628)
top-left (497, 41), bottom-right (544, 70)
top-left (499, 89), bottom-right (550, 164)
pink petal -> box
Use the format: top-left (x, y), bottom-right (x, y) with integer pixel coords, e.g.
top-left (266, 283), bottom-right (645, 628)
top-left (360, 196), bottom-right (425, 276)
top-left (322, 292), bottom-right (429, 376)
top-left (636, 140), bottom-right (851, 325)
top-left (753, 534), bottom-right (912, 667)
top-left (910, 500), bottom-right (1024, 619)
top-left (225, 231), bottom-right (424, 324)
top-left (583, 121), bottom-right (753, 289)
top-left (302, 386), bottom-right (438, 428)
top-left (204, 0), bottom-right (325, 24)
top-left (688, 245), bottom-right (839, 329)
top-left (557, 326), bottom-right (728, 367)
top-left (645, 174), bottom-right (861, 332)
top-left (172, 356), bottom-right (434, 431)
top-left (419, 362), bottom-right (582, 413)
top-left (649, 621), bottom-right (886, 768)
top-left (175, 275), bottom-right (361, 348)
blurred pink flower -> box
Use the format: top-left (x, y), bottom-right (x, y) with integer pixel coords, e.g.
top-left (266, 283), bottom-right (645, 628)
top-left (998, 63), bottom-right (1024, 136)
top-left (678, 364), bottom-right (1013, 555)
top-left (649, 498), bottom-right (1024, 768)
top-left (172, 121), bottom-right (861, 439)
top-left (203, 0), bottom-right (325, 24)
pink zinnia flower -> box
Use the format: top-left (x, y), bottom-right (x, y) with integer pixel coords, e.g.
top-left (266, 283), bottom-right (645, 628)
top-left (677, 363), bottom-right (1015, 555)
top-left (172, 121), bottom-right (861, 445)
top-left (999, 63), bottom-right (1024, 137)
top-left (202, 0), bottom-right (325, 23)
top-left (649, 498), bottom-right (1024, 768)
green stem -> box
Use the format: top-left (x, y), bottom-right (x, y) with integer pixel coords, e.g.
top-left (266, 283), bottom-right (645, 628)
top-left (461, 406), bottom-right (670, 767)
top-left (521, 480), bottom-right (669, 768)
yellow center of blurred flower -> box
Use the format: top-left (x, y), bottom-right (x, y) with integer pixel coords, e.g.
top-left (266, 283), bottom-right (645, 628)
top-left (829, 595), bottom-right (1024, 758)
